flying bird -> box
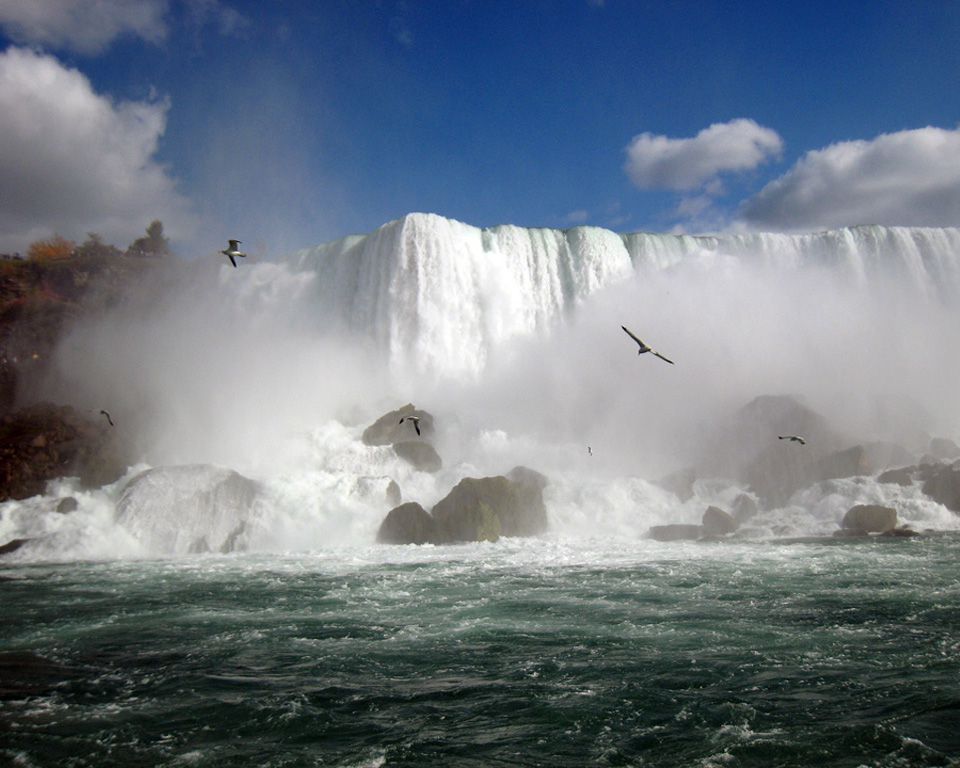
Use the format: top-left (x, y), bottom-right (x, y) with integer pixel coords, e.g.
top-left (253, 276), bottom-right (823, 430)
top-left (399, 415), bottom-right (421, 436)
top-left (778, 435), bottom-right (806, 445)
top-left (587, 446), bottom-right (593, 456)
top-left (99, 409), bottom-right (114, 427)
top-left (621, 325), bottom-right (675, 365)
top-left (221, 239), bottom-right (246, 268)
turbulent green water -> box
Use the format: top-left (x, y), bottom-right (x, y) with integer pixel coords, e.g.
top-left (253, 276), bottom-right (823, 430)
top-left (2, 536), bottom-right (959, 767)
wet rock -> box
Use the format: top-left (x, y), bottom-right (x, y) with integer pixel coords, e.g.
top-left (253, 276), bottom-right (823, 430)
top-left (877, 466), bottom-right (914, 486)
top-left (841, 504), bottom-right (898, 533)
top-left (393, 441), bottom-right (442, 472)
top-left (117, 465), bottom-right (261, 554)
top-left (362, 404), bottom-right (434, 446)
top-left (377, 502), bottom-right (436, 545)
top-left (881, 526), bottom-right (919, 538)
top-left (0, 537), bottom-right (30, 556)
top-left (731, 493), bottom-right (759, 522)
top-left (431, 469), bottom-right (548, 543)
top-left (0, 402), bottom-right (128, 501)
top-left (702, 506), bottom-right (738, 537)
top-left (386, 479), bottom-right (401, 507)
top-left (928, 437), bottom-right (960, 461)
top-left (921, 460), bottom-right (960, 513)
top-left (55, 496), bottom-right (78, 513)
top-left (647, 524), bottom-right (703, 542)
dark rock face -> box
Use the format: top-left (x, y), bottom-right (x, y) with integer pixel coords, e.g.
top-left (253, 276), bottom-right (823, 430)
top-left (877, 466), bottom-right (914, 486)
top-left (702, 506), bottom-right (738, 537)
top-left (656, 466), bottom-right (697, 502)
top-left (731, 493), bottom-right (759, 522)
top-left (0, 402), bottom-right (128, 501)
top-left (377, 502), bottom-right (436, 545)
top-left (362, 404), bottom-right (435, 446)
top-left (929, 437), bottom-right (960, 461)
top-left (842, 504), bottom-right (898, 533)
top-left (377, 466), bottom-right (548, 545)
top-left (393, 441), bottom-right (442, 473)
top-left (0, 537), bottom-right (30, 556)
top-left (921, 460), bottom-right (960, 513)
top-left (647, 524), bottom-right (702, 542)
top-left (55, 496), bottom-right (78, 513)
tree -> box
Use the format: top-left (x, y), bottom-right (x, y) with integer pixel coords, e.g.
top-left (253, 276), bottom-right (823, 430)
top-left (75, 232), bottom-right (122, 260)
top-left (27, 235), bottom-right (75, 262)
top-left (126, 220), bottom-right (170, 258)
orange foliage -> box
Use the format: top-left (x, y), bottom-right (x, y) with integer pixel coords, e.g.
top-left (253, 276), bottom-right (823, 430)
top-left (28, 235), bottom-right (75, 262)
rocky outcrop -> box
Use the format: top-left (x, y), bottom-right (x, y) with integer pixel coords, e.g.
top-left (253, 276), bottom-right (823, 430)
top-left (0, 402), bottom-right (128, 501)
top-left (921, 460), bottom-right (960, 513)
top-left (377, 502), bottom-right (436, 545)
top-left (376, 466), bottom-right (548, 545)
top-left (702, 506), bottom-right (738, 537)
top-left (393, 441), bottom-right (442, 472)
top-left (362, 404), bottom-right (434, 446)
top-left (656, 466), bottom-right (697, 502)
top-left (0, 537), bottom-right (30, 556)
top-left (841, 504), bottom-right (898, 533)
top-left (928, 437), bottom-right (960, 461)
top-left (647, 524), bottom-right (702, 542)
top-left (730, 493), bottom-right (759, 522)
top-left (116, 465), bottom-right (261, 554)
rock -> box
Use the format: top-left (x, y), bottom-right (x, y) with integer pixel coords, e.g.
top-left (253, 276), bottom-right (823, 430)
top-left (702, 506), bottom-right (738, 536)
top-left (0, 402), bottom-right (128, 501)
top-left (362, 404), bottom-right (435, 446)
top-left (929, 437), bottom-right (960, 461)
top-left (647, 524), bottom-right (703, 542)
top-left (430, 469), bottom-right (548, 544)
top-left (656, 466), bottom-right (697, 502)
top-left (393, 441), bottom-right (442, 472)
top-left (117, 465), bottom-right (260, 555)
top-left (386, 479), bottom-right (401, 507)
top-left (377, 502), bottom-right (437, 545)
top-left (731, 493), bottom-right (759, 522)
top-left (877, 466), bottom-right (914, 486)
top-left (0, 537), bottom-right (30, 556)
top-left (841, 504), bottom-right (898, 533)
top-left (881, 526), bottom-right (919, 538)
top-left (921, 460), bottom-right (960, 513)
top-left (832, 528), bottom-right (869, 538)
top-left (55, 496), bottom-right (78, 513)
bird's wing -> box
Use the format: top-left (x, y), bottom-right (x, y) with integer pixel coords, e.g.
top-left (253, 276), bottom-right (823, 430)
top-left (621, 325), bottom-right (644, 346)
top-left (653, 351), bottom-right (675, 365)
top-left (228, 254), bottom-right (237, 267)
top-left (398, 417), bottom-right (405, 424)
top-left (414, 423), bottom-right (421, 435)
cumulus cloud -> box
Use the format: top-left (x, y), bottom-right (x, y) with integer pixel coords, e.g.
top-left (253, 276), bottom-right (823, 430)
top-left (0, 0), bottom-right (168, 55)
top-left (738, 126), bottom-right (960, 231)
top-left (624, 118), bottom-right (783, 191)
top-left (0, 46), bottom-right (193, 253)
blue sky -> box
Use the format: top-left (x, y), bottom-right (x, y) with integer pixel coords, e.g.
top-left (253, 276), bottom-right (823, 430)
top-left (1, 0), bottom-right (958, 256)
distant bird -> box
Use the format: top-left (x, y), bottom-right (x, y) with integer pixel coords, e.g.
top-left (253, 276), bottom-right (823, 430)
top-left (778, 435), bottom-right (806, 445)
top-left (99, 409), bottom-right (114, 427)
top-left (399, 415), bottom-right (421, 436)
top-left (220, 239), bottom-right (246, 268)
top-left (587, 446), bottom-right (593, 456)
top-left (621, 325), bottom-right (675, 365)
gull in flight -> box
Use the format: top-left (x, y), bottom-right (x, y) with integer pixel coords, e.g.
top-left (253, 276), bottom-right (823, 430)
top-left (99, 409), bottom-right (114, 427)
top-left (399, 415), bottom-right (421, 436)
top-left (221, 239), bottom-right (246, 268)
top-left (778, 435), bottom-right (806, 445)
top-left (621, 326), bottom-right (675, 365)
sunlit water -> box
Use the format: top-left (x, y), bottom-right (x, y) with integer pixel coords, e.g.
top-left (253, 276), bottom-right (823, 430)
top-left (3, 535), bottom-right (959, 767)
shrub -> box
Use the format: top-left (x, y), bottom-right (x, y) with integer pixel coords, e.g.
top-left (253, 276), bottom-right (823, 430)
top-left (27, 235), bottom-right (75, 262)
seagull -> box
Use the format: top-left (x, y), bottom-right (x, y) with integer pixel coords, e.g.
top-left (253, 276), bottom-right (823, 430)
top-left (621, 325), bottom-right (675, 365)
top-left (587, 446), bottom-right (593, 456)
top-left (220, 239), bottom-right (246, 268)
top-left (778, 435), bottom-right (806, 445)
top-left (399, 415), bottom-right (421, 436)
top-left (99, 409), bottom-right (114, 427)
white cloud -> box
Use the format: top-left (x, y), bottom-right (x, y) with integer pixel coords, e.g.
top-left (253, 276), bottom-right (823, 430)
top-left (624, 118), bottom-right (783, 191)
top-left (738, 126), bottom-right (960, 231)
top-left (0, 47), bottom-right (193, 253)
top-left (564, 209), bottom-right (589, 225)
top-left (0, 0), bottom-right (168, 55)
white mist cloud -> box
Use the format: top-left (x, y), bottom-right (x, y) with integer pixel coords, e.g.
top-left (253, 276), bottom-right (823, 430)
top-left (0, 46), bottom-right (193, 253)
top-left (624, 118), bottom-right (783, 191)
top-left (738, 126), bottom-right (960, 231)
top-left (0, 0), bottom-right (168, 55)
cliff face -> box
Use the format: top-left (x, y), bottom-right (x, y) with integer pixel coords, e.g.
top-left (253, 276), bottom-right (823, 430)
top-left (0, 254), bottom-right (157, 415)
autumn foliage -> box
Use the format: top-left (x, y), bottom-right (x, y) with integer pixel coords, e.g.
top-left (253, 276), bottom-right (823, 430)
top-left (27, 235), bottom-right (75, 262)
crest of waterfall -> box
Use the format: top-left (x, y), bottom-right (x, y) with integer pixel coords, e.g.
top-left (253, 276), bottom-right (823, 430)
top-left (291, 214), bottom-right (960, 380)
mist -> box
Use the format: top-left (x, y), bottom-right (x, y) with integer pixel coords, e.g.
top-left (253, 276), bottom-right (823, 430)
top-left (42, 217), bottom-right (960, 495)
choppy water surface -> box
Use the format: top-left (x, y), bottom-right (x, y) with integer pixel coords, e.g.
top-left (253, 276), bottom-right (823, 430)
top-left (2, 536), bottom-right (959, 767)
